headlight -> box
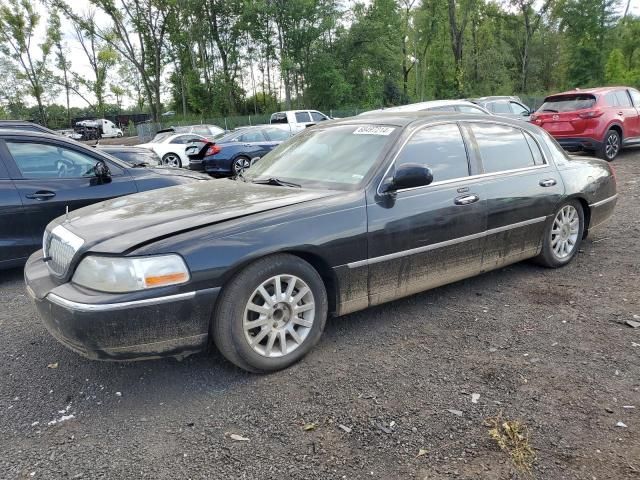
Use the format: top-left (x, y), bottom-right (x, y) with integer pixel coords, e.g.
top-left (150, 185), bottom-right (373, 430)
top-left (72, 254), bottom-right (190, 293)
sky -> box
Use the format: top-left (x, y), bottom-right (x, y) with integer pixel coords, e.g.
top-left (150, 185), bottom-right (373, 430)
top-left (21, 0), bottom-right (640, 110)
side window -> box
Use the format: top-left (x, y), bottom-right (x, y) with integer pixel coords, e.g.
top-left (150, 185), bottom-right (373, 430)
top-left (604, 92), bottom-right (619, 107)
top-left (396, 124), bottom-right (469, 183)
top-left (629, 89), bottom-right (640, 107)
top-left (310, 111), bottom-right (327, 121)
top-left (510, 102), bottom-right (530, 115)
top-left (457, 105), bottom-right (488, 114)
top-left (615, 90), bottom-right (632, 107)
top-left (490, 101), bottom-right (511, 114)
top-left (169, 135), bottom-right (189, 144)
top-left (524, 132), bottom-right (545, 166)
top-left (295, 112), bottom-right (311, 123)
top-left (470, 123), bottom-right (536, 173)
top-left (428, 105), bottom-right (456, 112)
top-left (239, 131), bottom-right (267, 142)
top-left (7, 142), bottom-right (107, 179)
top-left (265, 129), bottom-right (291, 141)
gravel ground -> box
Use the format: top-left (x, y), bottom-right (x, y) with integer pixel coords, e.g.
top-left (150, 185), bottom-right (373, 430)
top-left (1, 150), bottom-right (639, 480)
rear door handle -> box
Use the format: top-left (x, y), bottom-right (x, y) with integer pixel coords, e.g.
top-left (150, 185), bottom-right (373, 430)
top-left (25, 191), bottom-right (56, 200)
top-left (539, 179), bottom-right (557, 187)
top-left (454, 194), bottom-right (479, 205)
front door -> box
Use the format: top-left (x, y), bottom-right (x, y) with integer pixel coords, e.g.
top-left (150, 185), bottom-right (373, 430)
top-left (365, 123), bottom-right (488, 305)
top-left (0, 153), bottom-right (31, 265)
top-left (464, 122), bottom-right (564, 270)
top-left (2, 139), bottom-right (137, 251)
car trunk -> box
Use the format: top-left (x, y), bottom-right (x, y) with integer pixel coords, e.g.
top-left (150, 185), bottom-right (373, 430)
top-left (533, 94), bottom-right (598, 136)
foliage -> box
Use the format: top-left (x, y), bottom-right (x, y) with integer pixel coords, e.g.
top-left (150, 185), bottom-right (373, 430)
top-left (0, 0), bottom-right (639, 124)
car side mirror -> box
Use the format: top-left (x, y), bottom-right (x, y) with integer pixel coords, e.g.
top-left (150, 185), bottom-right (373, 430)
top-left (380, 163), bottom-right (433, 194)
top-left (94, 160), bottom-right (111, 178)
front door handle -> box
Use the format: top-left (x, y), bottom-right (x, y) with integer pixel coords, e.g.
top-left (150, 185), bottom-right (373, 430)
top-left (25, 191), bottom-right (56, 200)
top-left (454, 194), bottom-right (479, 205)
top-left (539, 178), bottom-right (557, 187)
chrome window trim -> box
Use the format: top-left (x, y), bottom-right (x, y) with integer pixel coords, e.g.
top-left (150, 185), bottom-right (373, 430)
top-left (47, 291), bottom-right (197, 312)
top-left (347, 216), bottom-right (547, 268)
top-left (376, 119), bottom-right (551, 196)
top-left (589, 194), bottom-right (618, 208)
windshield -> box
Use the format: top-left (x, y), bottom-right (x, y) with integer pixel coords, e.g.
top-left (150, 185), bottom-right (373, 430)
top-left (540, 94), bottom-right (596, 112)
top-left (244, 124), bottom-right (398, 189)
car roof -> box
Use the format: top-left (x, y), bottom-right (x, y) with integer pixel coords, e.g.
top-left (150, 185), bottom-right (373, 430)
top-left (96, 145), bottom-right (149, 152)
top-left (329, 111), bottom-right (537, 131)
top-left (0, 120), bottom-right (57, 134)
top-left (360, 99), bottom-right (487, 115)
top-left (546, 86), bottom-right (630, 97)
top-left (471, 95), bottom-right (522, 102)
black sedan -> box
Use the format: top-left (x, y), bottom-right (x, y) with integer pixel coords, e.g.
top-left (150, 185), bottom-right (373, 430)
top-left (0, 130), bottom-right (210, 269)
top-left (187, 126), bottom-right (292, 176)
top-left (24, 113), bottom-right (617, 372)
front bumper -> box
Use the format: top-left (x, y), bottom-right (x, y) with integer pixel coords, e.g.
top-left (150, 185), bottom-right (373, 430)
top-left (24, 252), bottom-right (219, 361)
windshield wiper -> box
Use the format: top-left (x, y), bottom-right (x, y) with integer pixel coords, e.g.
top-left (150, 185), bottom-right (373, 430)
top-left (131, 162), bottom-right (150, 167)
top-left (252, 177), bottom-right (301, 188)
top-left (542, 109), bottom-right (559, 112)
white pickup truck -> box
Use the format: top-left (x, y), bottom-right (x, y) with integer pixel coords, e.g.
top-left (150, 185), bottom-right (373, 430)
top-left (269, 110), bottom-right (332, 133)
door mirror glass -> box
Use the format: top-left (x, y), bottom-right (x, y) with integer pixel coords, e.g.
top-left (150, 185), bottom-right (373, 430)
top-left (381, 163), bottom-right (433, 193)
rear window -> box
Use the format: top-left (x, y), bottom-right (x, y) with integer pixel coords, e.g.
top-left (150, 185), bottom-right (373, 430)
top-left (539, 95), bottom-right (596, 112)
top-left (270, 112), bottom-right (288, 124)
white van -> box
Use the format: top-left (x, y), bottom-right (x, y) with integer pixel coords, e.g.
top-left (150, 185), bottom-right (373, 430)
top-left (269, 110), bottom-right (331, 133)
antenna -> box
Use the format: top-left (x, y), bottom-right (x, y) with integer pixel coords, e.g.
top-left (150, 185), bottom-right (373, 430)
top-left (65, 206), bottom-right (69, 222)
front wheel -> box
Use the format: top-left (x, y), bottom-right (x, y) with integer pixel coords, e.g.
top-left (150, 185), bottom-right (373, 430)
top-left (597, 129), bottom-right (621, 161)
top-left (212, 254), bottom-right (328, 372)
top-left (535, 200), bottom-right (584, 268)
top-left (162, 153), bottom-right (182, 168)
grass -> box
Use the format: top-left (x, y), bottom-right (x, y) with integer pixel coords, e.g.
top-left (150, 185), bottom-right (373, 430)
top-left (486, 412), bottom-right (536, 476)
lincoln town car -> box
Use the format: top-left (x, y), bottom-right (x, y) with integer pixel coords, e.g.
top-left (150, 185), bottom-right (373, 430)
top-left (24, 113), bottom-right (617, 372)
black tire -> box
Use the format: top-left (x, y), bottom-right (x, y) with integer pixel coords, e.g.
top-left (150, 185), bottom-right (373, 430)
top-left (232, 156), bottom-right (251, 175)
top-left (162, 153), bottom-right (182, 168)
top-left (212, 254), bottom-right (328, 373)
top-left (597, 129), bottom-right (621, 162)
top-left (535, 200), bottom-right (584, 268)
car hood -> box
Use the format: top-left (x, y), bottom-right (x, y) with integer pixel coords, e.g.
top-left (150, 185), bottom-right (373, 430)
top-left (54, 179), bottom-right (338, 254)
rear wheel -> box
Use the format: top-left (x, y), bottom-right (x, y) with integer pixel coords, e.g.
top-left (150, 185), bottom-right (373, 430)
top-left (535, 200), bottom-right (584, 268)
top-left (212, 254), bottom-right (328, 372)
top-left (232, 156), bottom-right (251, 175)
top-left (597, 129), bottom-right (621, 161)
top-left (162, 153), bottom-right (182, 168)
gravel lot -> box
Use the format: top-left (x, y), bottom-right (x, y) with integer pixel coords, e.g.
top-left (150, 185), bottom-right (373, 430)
top-left (1, 150), bottom-right (639, 479)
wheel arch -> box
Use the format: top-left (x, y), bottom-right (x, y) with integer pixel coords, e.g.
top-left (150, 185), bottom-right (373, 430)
top-left (562, 194), bottom-right (591, 238)
top-left (605, 122), bottom-right (623, 140)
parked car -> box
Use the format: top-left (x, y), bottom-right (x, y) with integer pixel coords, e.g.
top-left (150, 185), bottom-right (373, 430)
top-left (270, 110), bottom-right (332, 133)
top-left (0, 120), bottom-right (58, 135)
top-left (24, 112), bottom-right (616, 372)
top-left (94, 145), bottom-right (161, 167)
top-left (187, 126), bottom-right (293, 176)
top-left (0, 130), bottom-right (210, 269)
top-left (158, 124), bottom-right (225, 137)
top-left (470, 96), bottom-right (533, 120)
top-left (359, 99), bottom-right (491, 115)
top-left (138, 132), bottom-right (208, 168)
top-left (531, 86), bottom-right (640, 161)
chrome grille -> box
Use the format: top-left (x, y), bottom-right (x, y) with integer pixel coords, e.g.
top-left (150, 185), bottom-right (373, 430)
top-left (44, 225), bottom-right (84, 276)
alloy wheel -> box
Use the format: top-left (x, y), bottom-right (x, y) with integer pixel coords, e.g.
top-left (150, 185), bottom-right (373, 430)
top-left (605, 132), bottom-right (619, 160)
top-left (243, 274), bottom-right (315, 358)
top-left (551, 205), bottom-right (580, 259)
top-left (234, 158), bottom-right (251, 175)
top-left (163, 154), bottom-right (181, 168)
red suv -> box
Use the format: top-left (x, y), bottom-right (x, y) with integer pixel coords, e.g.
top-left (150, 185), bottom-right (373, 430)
top-left (531, 86), bottom-right (640, 161)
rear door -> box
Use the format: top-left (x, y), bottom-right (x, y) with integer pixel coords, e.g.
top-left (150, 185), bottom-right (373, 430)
top-left (263, 128), bottom-right (292, 151)
top-left (366, 122), bottom-right (488, 305)
top-left (465, 122), bottom-right (563, 270)
top-left (0, 146), bottom-right (30, 265)
top-left (2, 138), bottom-right (137, 246)
top-left (237, 129), bottom-right (270, 158)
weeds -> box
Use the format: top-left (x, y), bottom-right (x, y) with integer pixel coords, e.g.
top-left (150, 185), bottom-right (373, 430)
top-left (486, 412), bottom-right (536, 476)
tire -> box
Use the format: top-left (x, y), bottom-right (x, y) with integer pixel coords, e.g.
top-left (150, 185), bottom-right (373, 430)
top-left (232, 156), bottom-right (251, 176)
top-left (535, 200), bottom-right (584, 268)
top-left (212, 254), bottom-right (328, 373)
top-left (162, 153), bottom-right (182, 168)
top-left (597, 129), bottom-right (621, 161)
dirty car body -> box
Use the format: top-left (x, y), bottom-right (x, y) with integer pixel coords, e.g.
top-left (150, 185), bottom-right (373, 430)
top-left (24, 113), bottom-right (617, 366)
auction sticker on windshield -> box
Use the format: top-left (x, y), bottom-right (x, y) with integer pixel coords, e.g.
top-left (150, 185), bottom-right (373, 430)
top-left (353, 126), bottom-right (395, 135)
